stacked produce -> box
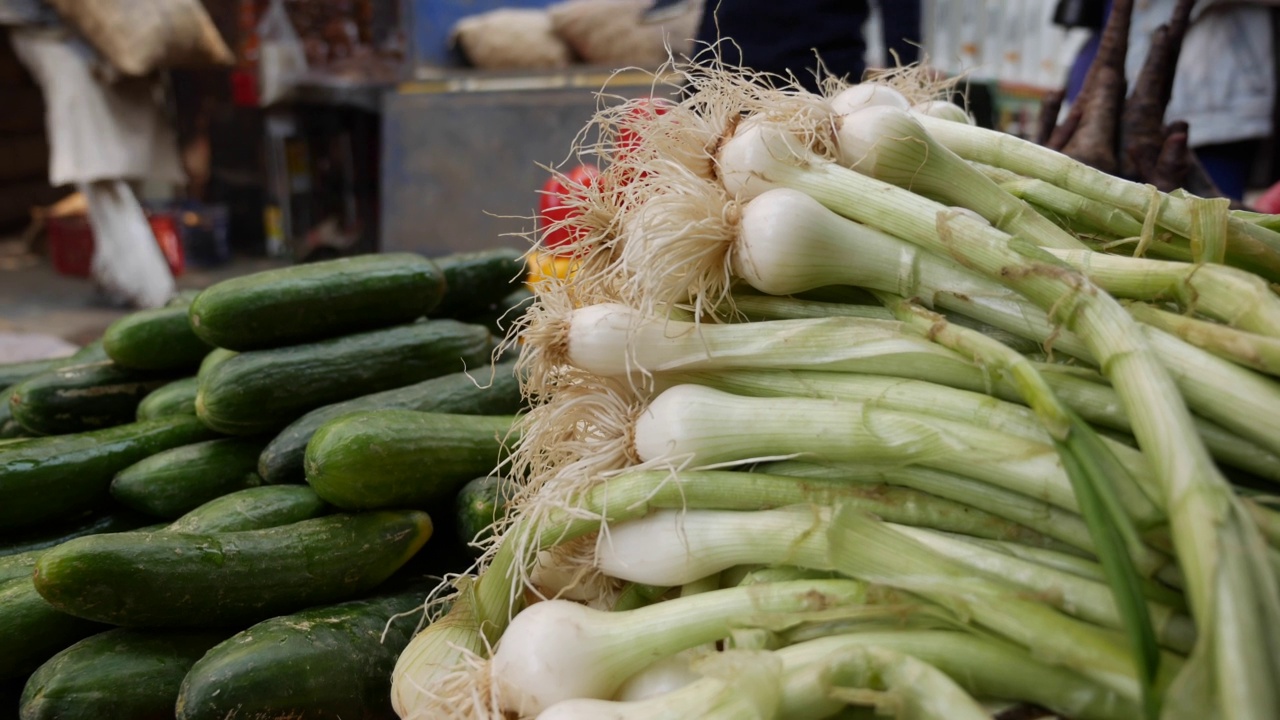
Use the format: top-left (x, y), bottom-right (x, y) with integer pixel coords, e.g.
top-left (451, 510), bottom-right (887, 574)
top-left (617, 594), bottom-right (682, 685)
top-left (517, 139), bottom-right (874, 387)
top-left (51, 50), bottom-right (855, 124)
top-left (390, 62), bottom-right (1280, 720)
top-left (0, 248), bottom-right (531, 719)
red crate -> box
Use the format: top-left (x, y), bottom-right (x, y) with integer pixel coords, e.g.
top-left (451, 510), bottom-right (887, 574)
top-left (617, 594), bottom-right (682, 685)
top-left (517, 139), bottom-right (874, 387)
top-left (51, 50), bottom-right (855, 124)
top-left (47, 213), bottom-right (185, 279)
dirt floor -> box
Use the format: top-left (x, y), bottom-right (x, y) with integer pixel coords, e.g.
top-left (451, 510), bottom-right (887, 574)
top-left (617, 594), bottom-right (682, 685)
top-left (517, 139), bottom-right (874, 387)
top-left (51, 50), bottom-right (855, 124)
top-left (0, 237), bottom-right (287, 362)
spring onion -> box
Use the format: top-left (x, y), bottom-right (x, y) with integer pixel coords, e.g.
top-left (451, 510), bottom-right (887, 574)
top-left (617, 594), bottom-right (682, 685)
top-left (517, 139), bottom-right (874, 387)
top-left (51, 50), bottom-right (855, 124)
top-left (712, 113), bottom-right (1280, 718)
top-left (536, 649), bottom-right (783, 720)
top-left (490, 579), bottom-right (870, 715)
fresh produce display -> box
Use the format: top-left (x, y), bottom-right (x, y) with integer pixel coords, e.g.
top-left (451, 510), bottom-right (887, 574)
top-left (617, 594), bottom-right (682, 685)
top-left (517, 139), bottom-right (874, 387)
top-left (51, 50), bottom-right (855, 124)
top-left (454, 475), bottom-right (516, 551)
top-left (175, 583), bottom-right (429, 720)
top-left (429, 247), bottom-right (529, 320)
top-left (187, 252), bottom-right (447, 350)
top-left (7, 21), bottom-right (1280, 719)
top-left (33, 510), bottom-right (433, 628)
top-left (102, 301), bottom-right (213, 372)
top-left (258, 360), bottom-right (524, 484)
top-left (305, 410), bottom-right (518, 510)
top-left (20, 629), bottom-right (231, 720)
top-left (8, 361), bottom-right (181, 436)
top-left (0, 341), bottom-right (106, 391)
top-left (387, 61), bottom-right (1280, 720)
top-left (109, 438), bottom-right (267, 519)
top-left (0, 416), bottom-right (216, 531)
top-left (162, 485), bottom-right (330, 533)
top-left (0, 249), bottom-right (529, 718)
top-left (195, 319), bottom-right (494, 435)
top-left (134, 377), bottom-right (199, 420)
top-left (0, 511), bottom-right (156, 559)
top-left (0, 577), bottom-right (106, 681)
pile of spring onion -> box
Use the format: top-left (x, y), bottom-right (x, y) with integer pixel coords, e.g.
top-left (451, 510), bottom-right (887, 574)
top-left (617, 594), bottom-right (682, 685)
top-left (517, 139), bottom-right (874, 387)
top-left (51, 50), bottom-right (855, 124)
top-left (389, 61), bottom-right (1280, 720)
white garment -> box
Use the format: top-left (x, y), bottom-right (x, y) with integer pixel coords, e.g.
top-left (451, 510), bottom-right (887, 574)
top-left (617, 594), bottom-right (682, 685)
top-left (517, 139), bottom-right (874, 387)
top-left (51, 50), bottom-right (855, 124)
top-left (1127, 0), bottom-right (1276, 147)
top-left (80, 180), bottom-right (176, 309)
top-left (9, 26), bottom-right (185, 186)
top-left (10, 25), bottom-right (183, 308)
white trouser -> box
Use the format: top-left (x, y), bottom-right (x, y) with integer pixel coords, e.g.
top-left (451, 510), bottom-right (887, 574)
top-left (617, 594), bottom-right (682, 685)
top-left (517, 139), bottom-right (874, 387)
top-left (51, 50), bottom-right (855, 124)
top-left (79, 180), bottom-right (175, 309)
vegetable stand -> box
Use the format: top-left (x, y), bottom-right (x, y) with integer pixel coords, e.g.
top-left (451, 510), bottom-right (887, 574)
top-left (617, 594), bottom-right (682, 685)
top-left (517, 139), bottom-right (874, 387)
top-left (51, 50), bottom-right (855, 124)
top-left (5, 44), bottom-right (1280, 720)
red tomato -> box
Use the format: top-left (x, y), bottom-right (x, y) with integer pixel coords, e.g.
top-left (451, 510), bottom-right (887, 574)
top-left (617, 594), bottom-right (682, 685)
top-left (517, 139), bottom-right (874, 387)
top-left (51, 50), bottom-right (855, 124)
top-left (539, 163), bottom-right (600, 252)
top-left (615, 97), bottom-right (672, 164)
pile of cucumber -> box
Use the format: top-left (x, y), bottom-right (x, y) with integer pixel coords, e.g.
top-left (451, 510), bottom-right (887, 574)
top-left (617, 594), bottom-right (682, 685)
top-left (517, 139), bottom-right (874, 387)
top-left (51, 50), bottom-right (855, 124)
top-left (0, 249), bottom-right (531, 720)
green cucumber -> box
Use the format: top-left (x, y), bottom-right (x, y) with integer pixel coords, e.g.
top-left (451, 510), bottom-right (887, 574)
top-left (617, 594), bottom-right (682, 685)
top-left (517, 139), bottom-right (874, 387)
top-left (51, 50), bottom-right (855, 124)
top-left (166, 485), bottom-right (329, 534)
top-left (455, 475), bottom-right (516, 550)
top-left (0, 341), bottom-right (106, 391)
top-left (462, 287), bottom-right (535, 336)
top-left (0, 420), bottom-right (22, 439)
top-left (2, 489), bottom-right (325, 584)
top-left (0, 358), bottom-right (64, 392)
top-left (0, 416), bottom-right (215, 532)
top-left (0, 552), bottom-right (38, 585)
top-left (0, 386), bottom-right (21, 438)
top-left (175, 584), bottom-right (428, 720)
top-left (429, 247), bottom-right (526, 319)
top-left (189, 253), bottom-right (446, 351)
top-left (305, 410), bottom-right (517, 511)
top-left (9, 361), bottom-right (180, 435)
top-left (103, 303), bottom-right (213, 371)
top-left (0, 578), bottom-right (106, 681)
top-left (196, 319), bottom-right (493, 436)
top-left (196, 348), bottom-right (237, 378)
top-left (0, 510), bottom-right (155, 558)
top-left (20, 628), bottom-right (230, 720)
top-left (33, 511), bottom-right (432, 627)
top-left (110, 438), bottom-right (266, 519)
top-left (259, 360), bottom-right (523, 484)
top-left (135, 376), bottom-right (199, 420)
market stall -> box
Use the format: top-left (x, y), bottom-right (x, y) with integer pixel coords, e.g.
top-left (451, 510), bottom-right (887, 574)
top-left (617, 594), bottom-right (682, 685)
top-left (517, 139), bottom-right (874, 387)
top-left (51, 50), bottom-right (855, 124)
top-left (3, 0), bottom-right (1280, 719)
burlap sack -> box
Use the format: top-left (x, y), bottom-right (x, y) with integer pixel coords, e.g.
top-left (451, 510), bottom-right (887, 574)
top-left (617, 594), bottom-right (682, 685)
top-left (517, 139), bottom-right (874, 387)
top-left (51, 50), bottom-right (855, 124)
top-left (548, 0), bottom-right (701, 67)
top-left (44, 0), bottom-right (234, 77)
top-left (450, 9), bottom-right (574, 70)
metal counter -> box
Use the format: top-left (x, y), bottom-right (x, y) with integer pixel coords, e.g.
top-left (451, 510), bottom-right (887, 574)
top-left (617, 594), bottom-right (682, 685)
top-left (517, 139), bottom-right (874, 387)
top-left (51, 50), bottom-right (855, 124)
top-left (379, 68), bottom-right (668, 256)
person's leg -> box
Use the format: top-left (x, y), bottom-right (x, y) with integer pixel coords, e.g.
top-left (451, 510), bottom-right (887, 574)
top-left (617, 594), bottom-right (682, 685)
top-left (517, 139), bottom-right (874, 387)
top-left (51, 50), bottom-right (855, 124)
top-left (1195, 140), bottom-right (1262, 202)
top-left (80, 181), bottom-right (175, 309)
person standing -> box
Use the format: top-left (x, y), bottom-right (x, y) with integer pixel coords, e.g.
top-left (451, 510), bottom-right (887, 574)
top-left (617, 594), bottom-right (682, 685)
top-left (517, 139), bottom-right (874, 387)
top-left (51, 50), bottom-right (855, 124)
top-left (3, 1), bottom-right (183, 308)
top-left (693, 0), bottom-right (923, 92)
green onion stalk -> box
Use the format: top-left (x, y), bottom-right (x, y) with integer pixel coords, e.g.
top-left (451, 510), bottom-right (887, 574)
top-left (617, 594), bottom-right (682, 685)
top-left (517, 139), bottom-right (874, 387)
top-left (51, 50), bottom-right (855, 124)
top-left (490, 580), bottom-right (868, 715)
top-left (832, 105), bottom-right (1280, 337)
top-left (912, 112), bottom-right (1280, 282)
top-left (942, 533), bottom-right (1186, 610)
top-left (715, 295), bottom-right (1280, 482)
top-left (592, 507), bottom-right (1192, 653)
top-left (535, 649), bottom-right (784, 720)
top-left (628, 383), bottom-right (1161, 529)
top-left (825, 506), bottom-right (1185, 702)
top-left (774, 630), bottom-right (1141, 720)
top-left (709, 111), bottom-right (1280, 718)
top-left (1125, 302), bottom-right (1280, 378)
top-left (830, 102), bottom-right (1086, 252)
top-left (877, 292), bottom-right (1169, 716)
top-left (599, 177), bottom-right (1280, 463)
top-left (391, 469), bottom-right (1047, 718)
top-left (776, 643), bottom-right (992, 720)
top-left (754, 458), bottom-right (1179, 584)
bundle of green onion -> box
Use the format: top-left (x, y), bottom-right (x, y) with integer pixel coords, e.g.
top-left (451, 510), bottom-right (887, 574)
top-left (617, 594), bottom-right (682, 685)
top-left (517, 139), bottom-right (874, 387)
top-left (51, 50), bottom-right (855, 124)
top-left (389, 62), bottom-right (1280, 720)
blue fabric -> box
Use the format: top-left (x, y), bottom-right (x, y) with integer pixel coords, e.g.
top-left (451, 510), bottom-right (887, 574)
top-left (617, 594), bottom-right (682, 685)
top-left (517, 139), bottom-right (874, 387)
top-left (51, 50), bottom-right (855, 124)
top-left (1196, 140), bottom-right (1259, 200)
top-left (0, 0), bottom-right (59, 27)
top-left (695, 0), bottom-right (921, 93)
